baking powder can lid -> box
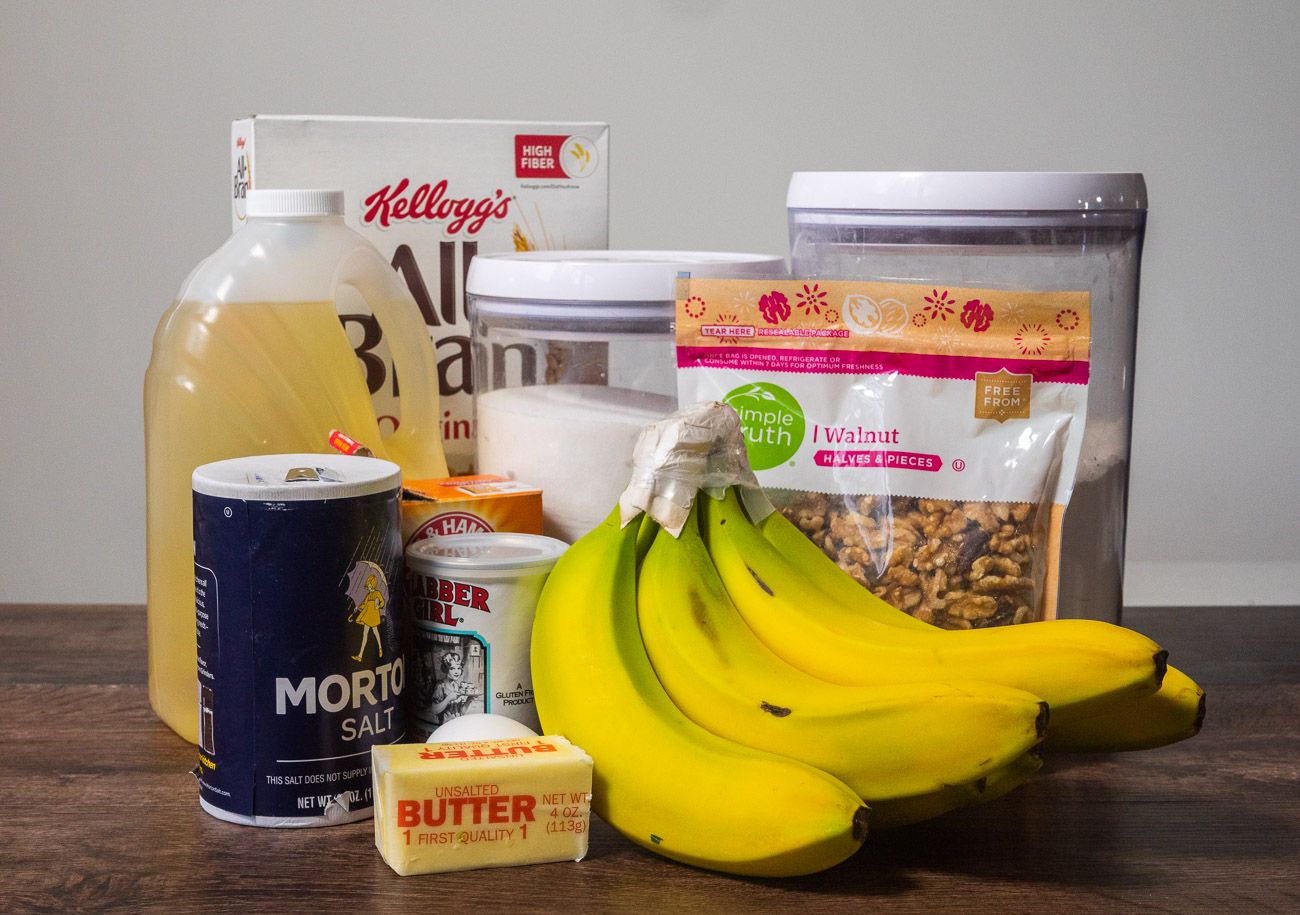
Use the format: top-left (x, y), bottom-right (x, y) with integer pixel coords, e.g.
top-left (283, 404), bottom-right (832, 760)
top-left (406, 533), bottom-right (570, 574)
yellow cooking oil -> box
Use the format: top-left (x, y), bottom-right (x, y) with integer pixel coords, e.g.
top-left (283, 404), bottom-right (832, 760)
top-left (145, 298), bottom-right (439, 742)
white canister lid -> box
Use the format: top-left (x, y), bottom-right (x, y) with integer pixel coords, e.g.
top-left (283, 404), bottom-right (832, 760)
top-left (465, 250), bottom-right (786, 303)
top-left (192, 453), bottom-right (401, 502)
top-left (406, 533), bottom-right (570, 574)
top-left (787, 172), bottom-right (1147, 212)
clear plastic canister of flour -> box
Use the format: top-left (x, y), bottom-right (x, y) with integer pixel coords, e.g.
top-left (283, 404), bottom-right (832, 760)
top-left (787, 172), bottom-right (1147, 624)
top-left (466, 251), bottom-right (785, 542)
top-left (405, 532), bottom-right (568, 736)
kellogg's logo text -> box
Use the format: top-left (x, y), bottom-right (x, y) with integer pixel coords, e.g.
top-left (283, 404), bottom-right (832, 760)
top-left (362, 179), bottom-right (511, 234)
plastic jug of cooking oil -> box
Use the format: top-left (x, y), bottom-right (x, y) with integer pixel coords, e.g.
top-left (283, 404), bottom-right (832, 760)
top-left (144, 188), bottom-right (448, 743)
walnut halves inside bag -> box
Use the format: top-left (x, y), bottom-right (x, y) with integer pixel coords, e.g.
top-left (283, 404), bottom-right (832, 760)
top-left (781, 493), bottom-right (1046, 629)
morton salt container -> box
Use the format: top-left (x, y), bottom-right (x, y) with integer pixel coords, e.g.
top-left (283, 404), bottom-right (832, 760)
top-left (787, 172), bottom-right (1147, 624)
top-left (466, 251), bottom-right (785, 542)
top-left (405, 532), bottom-right (568, 739)
top-left (192, 453), bottom-right (406, 827)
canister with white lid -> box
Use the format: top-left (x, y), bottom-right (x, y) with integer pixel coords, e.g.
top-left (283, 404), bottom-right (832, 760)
top-left (787, 172), bottom-right (1147, 624)
top-left (191, 453), bottom-right (406, 827)
top-left (405, 532), bottom-right (569, 735)
top-left (465, 251), bottom-right (786, 542)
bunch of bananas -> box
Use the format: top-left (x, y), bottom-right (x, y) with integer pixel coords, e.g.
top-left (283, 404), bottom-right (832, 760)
top-left (530, 414), bottom-right (1203, 878)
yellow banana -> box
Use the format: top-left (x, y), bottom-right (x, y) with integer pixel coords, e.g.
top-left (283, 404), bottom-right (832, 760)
top-left (868, 749), bottom-right (1043, 830)
top-left (1042, 665), bottom-right (1206, 752)
top-left (530, 507), bottom-right (869, 877)
top-left (634, 511), bottom-right (659, 563)
top-left (637, 501), bottom-right (1049, 802)
top-left (756, 492), bottom-right (1204, 751)
top-left (701, 488), bottom-right (1167, 724)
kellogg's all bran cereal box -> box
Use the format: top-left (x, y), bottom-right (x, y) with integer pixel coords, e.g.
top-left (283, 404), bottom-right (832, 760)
top-left (231, 116), bottom-right (610, 474)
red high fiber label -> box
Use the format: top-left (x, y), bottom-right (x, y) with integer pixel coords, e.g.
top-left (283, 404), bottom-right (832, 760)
top-left (515, 135), bottom-right (569, 178)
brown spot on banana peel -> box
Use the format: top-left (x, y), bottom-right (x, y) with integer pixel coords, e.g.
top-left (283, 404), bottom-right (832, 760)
top-left (1154, 650), bottom-right (1169, 688)
top-left (689, 592), bottom-right (718, 643)
top-left (761, 701), bottom-right (792, 717)
top-left (1193, 691), bottom-right (1207, 732)
top-left (747, 565), bottom-right (774, 596)
top-left (852, 806), bottom-right (870, 843)
top-left (1036, 701), bottom-right (1050, 739)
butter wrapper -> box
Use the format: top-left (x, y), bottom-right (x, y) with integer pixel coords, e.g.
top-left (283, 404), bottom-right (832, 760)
top-left (372, 736), bottom-right (592, 876)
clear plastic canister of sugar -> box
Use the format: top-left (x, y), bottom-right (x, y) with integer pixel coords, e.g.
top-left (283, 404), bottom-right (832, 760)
top-left (466, 250), bottom-right (786, 543)
top-left (475, 384), bottom-right (675, 543)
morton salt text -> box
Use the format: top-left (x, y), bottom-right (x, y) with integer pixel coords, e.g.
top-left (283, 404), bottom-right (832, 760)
top-left (275, 660), bottom-right (405, 741)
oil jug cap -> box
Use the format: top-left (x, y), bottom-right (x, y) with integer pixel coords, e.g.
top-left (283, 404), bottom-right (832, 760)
top-left (246, 188), bottom-right (344, 218)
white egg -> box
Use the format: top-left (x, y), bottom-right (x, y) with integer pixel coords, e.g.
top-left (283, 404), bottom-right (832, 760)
top-left (426, 713), bottom-right (539, 744)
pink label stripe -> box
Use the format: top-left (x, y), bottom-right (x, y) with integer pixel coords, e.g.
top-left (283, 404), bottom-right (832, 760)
top-left (677, 345), bottom-right (1089, 384)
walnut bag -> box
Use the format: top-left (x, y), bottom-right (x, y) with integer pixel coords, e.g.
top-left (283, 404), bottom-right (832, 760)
top-left (675, 277), bottom-right (1091, 626)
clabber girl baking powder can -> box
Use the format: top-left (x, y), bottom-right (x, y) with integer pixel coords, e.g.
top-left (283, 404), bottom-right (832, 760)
top-left (192, 453), bottom-right (406, 827)
top-left (404, 533), bottom-right (568, 738)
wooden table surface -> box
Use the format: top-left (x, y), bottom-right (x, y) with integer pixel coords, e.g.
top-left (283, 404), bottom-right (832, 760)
top-left (1, 604), bottom-right (1297, 914)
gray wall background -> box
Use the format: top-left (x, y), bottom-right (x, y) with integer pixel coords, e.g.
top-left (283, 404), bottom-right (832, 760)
top-left (2, 1), bottom-right (1297, 606)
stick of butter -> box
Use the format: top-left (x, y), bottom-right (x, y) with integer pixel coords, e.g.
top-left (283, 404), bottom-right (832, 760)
top-left (372, 736), bottom-right (593, 876)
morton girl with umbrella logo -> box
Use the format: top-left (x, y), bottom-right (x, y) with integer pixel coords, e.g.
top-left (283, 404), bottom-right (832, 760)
top-left (344, 560), bottom-right (390, 662)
